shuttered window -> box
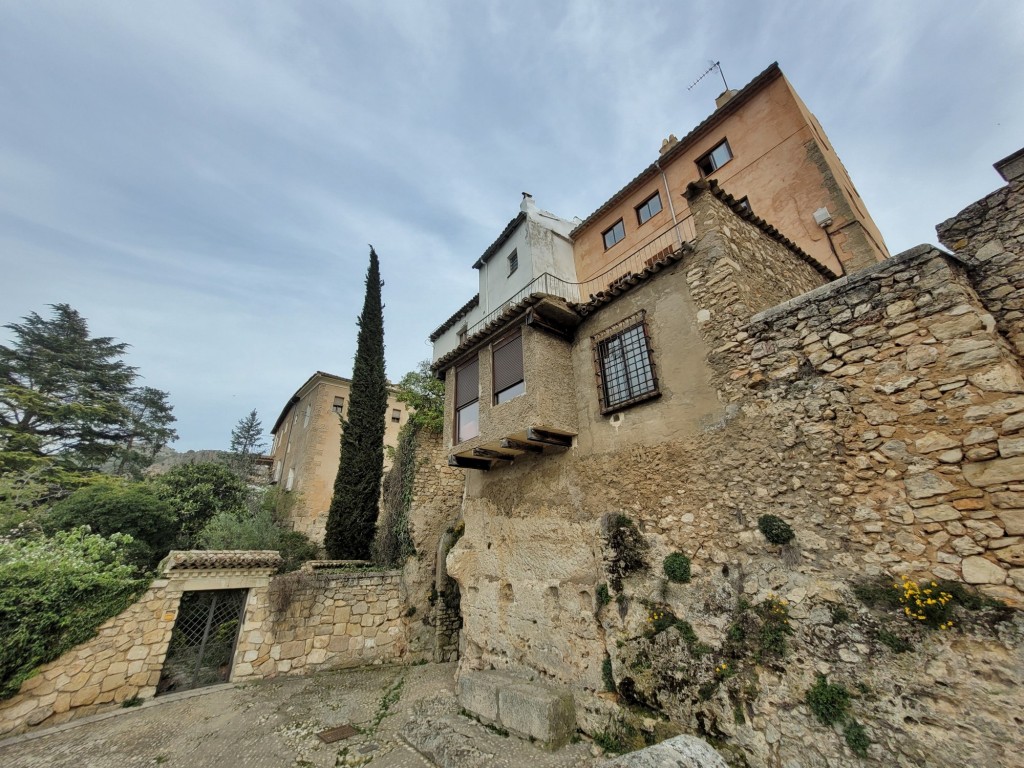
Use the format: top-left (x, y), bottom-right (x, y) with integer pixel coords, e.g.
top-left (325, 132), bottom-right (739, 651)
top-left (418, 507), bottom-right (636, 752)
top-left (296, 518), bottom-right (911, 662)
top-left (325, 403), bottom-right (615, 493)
top-left (456, 358), bottom-right (479, 442)
top-left (492, 330), bottom-right (524, 404)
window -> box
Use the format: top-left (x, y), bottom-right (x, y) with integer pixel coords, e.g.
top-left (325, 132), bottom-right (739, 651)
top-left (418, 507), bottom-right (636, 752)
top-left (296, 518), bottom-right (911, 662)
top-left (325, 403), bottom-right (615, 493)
top-left (455, 358), bottom-right (479, 442)
top-left (593, 311), bottom-right (659, 413)
top-left (285, 468), bottom-right (295, 492)
top-left (333, 396), bottom-right (344, 414)
top-left (457, 326), bottom-right (468, 345)
top-left (303, 403), bottom-right (311, 428)
top-left (492, 329), bottom-right (524, 404)
top-left (635, 192), bottom-right (662, 225)
top-left (696, 139), bottom-right (733, 176)
top-left (602, 219), bottom-right (626, 250)
top-left (391, 408), bottom-right (401, 423)
top-left (736, 196), bottom-right (752, 214)
top-left (507, 250), bottom-right (518, 276)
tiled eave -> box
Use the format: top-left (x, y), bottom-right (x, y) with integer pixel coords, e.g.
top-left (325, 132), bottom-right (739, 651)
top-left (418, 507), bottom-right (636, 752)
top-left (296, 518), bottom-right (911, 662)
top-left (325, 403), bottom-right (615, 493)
top-left (429, 294), bottom-right (480, 342)
top-left (431, 294), bottom-right (549, 374)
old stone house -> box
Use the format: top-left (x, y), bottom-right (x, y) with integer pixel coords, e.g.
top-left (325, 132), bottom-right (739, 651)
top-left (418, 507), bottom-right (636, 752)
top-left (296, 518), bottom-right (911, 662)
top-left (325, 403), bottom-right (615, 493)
top-left (428, 65), bottom-right (1024, 762)
top-left (268, 371), bottom-right (411, 542)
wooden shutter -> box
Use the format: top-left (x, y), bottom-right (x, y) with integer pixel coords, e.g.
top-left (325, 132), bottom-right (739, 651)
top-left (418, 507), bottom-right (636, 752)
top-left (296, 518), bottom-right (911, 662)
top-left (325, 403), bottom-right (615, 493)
top-left (492, 330), bottom-right (523, 394)
top-left (456, 358), bottom-right (479, 408)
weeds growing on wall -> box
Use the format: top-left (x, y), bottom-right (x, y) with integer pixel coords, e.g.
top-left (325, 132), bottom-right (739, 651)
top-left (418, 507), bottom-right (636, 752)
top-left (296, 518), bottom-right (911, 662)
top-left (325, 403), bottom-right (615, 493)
top-left (662, 552), bottom-right (691, 584)
top-left (605, 514), bottom-right (648, 591)
top-left (373, 421), bottom-right (420, 567)
top-left (757, 514), bottom-right (795, 545)
top-left (805, 675), bottom-right (872, 757)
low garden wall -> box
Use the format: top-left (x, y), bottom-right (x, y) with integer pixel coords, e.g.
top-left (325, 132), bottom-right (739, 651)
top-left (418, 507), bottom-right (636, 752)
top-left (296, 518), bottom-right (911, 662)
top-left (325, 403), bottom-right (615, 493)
top-left (0, 553), bottom-right (411, 737)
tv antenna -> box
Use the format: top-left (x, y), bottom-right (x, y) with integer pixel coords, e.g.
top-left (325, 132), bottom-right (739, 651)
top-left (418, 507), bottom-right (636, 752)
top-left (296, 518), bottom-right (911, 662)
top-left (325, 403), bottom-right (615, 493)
top-left (688, 61), bottom-right (729, 92)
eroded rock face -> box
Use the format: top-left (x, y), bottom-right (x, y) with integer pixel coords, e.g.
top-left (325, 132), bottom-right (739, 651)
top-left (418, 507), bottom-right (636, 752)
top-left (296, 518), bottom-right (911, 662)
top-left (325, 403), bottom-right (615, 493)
top-left (600, 734), bottom-right (728, 767)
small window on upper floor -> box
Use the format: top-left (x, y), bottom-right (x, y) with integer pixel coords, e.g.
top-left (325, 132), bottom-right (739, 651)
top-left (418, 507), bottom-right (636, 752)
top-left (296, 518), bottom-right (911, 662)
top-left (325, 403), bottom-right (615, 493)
top-left (455, 358), bottom-right (480, 443)
top-left (333, 396), bottom-right (344, 415)
top-left (391, 408), bottom-right (401, 423)
top-left (602, 219), bottom-right (626, 250)
top-left (635, 192), bottom-right (662, 225)
top-left (303, 403), bottom-right (311, 428)
top-left (507, 250), bottom-right (518, 276)
top-left (285, 467), bottom-right (295, 492)
top-left (696, 139), bottom-right (733, 176)
top-left (457, 325), bottom-right (468, 345)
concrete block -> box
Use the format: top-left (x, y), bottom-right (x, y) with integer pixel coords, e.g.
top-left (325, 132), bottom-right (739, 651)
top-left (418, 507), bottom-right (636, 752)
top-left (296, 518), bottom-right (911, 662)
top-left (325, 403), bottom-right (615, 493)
top-left (497, 679), bottom-right (576, 749)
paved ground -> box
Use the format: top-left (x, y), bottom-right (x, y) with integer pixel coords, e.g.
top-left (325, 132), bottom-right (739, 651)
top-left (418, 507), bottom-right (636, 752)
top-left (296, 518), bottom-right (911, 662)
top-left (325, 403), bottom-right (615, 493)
top-left (0, 663), bottom-right (603, 768)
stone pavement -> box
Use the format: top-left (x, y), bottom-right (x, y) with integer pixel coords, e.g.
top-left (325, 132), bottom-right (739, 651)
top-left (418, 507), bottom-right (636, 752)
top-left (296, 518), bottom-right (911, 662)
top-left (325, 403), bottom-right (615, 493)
top-left (0, 662), bottom-right (603, 768)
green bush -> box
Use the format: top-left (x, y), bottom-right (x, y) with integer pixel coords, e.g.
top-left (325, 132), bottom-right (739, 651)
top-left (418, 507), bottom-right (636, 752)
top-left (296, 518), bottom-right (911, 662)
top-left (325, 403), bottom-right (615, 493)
top-left (152, 462), bottom-right (249, 549)
top-left (806, 675), bottom-right (850, 725)
top-left (0, 528), bottom-right (145, 699)
top-left (197, 508), bottom-right (318, 572)
top-left (757, 514), bottom-right (795, 545)
top-left (843, 719), bottom-right (870, 757)
top-left (596, 582), bottom-right (611, 610)
top-left (662, 552), bottom-right (691, 583)
top-left (47, 481), bottom-right (177, 570)
top-left (602, 654), bottom-right (616, 692)
top-left (875, 628), bottom-right (913, 653)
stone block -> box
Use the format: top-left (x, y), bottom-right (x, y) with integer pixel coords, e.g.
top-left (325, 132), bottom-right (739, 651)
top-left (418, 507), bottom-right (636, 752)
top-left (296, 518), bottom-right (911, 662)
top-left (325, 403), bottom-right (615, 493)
top-left (997, 510), bottom-right (1024, 535)
top-left (962, 556), bottom-right (1006, 584)
top-left (497, 680), bottom-right (576, 750)
top-left (964, 456), bottom-right (1024, 486)
top-left (905, 472), bottom-right (957, 499)
top-left (457, 671), bottom-right (500, 722)
top-left (279, 640), bottom-right (305, 660)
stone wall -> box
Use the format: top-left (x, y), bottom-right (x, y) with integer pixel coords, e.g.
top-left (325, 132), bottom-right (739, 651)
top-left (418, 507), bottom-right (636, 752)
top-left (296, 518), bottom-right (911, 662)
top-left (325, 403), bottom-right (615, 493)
top-left (937, 175), bottom-right (1024, 356)
top-left (0, 553), bottom-right (414, 738)
top-left (448, 181), bottom-right (1024, 766)
top-left (232, 567), bottom-right (407, 679)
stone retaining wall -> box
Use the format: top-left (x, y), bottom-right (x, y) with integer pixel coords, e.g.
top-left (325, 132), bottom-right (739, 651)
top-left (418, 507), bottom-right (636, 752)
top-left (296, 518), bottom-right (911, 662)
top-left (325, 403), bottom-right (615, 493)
top-left (231, 568), bottom-right (407, 679)
top-left (0, 553), bottom-right (411, 737)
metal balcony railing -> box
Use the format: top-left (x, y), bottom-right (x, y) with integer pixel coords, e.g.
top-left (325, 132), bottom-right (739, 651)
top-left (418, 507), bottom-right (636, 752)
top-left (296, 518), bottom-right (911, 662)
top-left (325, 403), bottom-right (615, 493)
top-left (463, 217), bottom-right (695, 338)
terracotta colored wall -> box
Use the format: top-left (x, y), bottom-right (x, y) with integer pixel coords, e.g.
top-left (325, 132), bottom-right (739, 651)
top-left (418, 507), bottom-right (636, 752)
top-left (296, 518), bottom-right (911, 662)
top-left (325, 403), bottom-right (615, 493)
top-left (572, 75), bottom-right (888, 288)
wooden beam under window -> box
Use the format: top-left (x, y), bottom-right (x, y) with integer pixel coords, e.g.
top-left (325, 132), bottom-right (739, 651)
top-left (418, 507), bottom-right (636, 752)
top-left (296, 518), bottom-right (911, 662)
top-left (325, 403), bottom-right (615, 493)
top-left (472, 447), bottom-right (515, 462)
top-left (449, 455), bottom-right (492, 471)
top-left (526, 427), bottom-right (573, 447)
top-left (501, 438), bottom-right (544, 454)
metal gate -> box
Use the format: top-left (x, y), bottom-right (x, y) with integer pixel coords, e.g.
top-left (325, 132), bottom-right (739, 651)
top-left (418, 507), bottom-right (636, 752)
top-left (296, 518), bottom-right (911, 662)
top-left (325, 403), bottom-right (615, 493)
top-left (157, 589), bottom-right (248, 695)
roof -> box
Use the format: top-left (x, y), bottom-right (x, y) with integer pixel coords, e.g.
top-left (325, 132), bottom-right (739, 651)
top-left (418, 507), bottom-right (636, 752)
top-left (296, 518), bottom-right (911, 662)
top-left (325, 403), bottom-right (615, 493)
top-left (429, 293), bottom-right (480, 342)
top-left (472, 211), bottom-right (526, 269)
top-left (271, 370), bottom-right (351, 434)
top-left (161, 550), bottom-right (283, 573)
top-left (569, 62), bottom-right (784, 239)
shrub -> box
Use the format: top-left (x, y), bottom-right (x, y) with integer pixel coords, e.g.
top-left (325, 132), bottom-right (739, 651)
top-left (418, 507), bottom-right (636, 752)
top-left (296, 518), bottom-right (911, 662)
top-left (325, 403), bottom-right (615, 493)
top-left (662, 552), bottom-right (691, 584)
top-left (806, 675), bottom-right (850, 725)
top-left (0, 528), bottom-right (145, 699)
top-left (197, 508), bottom-right (319, 572)
top-left (596, 582), bottom-right (611, 610)
top-left (757, 514), bottom-right (794, 545)
top-left (602, 654), bottom-right (616, 692)
top-left (47, 481), bottom-right (177, 570)
top-left (875, 628), bottom-right (913, 653)
top-left (605, 514), bottom-right (648, 591)
top-left (843, 719), bottom-right (870, 757)
top-left (152, 462), bottom-right (248, 549)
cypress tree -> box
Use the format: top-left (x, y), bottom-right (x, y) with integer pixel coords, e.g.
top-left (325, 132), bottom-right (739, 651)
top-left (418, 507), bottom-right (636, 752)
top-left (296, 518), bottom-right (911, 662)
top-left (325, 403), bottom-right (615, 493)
top-left (325, 248), bottom-right (388, 559)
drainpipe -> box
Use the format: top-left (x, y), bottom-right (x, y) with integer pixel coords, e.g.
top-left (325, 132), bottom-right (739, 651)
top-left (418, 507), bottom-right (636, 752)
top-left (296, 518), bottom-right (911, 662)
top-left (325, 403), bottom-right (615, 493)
top-left (655, 159), bottom-right (682, 247)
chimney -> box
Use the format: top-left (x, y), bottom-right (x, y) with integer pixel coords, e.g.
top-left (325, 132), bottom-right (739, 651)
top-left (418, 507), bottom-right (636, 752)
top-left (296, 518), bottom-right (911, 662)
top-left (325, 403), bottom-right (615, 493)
top-left (715, 89), bottom-right (739, 109)
top-left (659, 134), bottom-right (679, 155)
top-left (520, 192), bottom-right (536, 213)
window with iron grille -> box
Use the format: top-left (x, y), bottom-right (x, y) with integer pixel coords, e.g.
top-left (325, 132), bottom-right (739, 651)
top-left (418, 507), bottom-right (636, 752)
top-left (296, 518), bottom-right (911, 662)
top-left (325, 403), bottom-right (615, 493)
top-left (492, 329), bottom-right (524, 404)
top-left (635, 191), bottom-right (662, 225)
top-left (455, 358), bottom-right (479, 442)
top-left (592, 311), bottom-right (659, 413)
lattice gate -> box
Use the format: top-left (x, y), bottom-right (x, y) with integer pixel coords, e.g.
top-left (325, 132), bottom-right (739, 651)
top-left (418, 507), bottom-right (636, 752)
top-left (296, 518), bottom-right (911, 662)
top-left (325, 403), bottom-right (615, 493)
top-left (157, 589), bottom-right (248, 695)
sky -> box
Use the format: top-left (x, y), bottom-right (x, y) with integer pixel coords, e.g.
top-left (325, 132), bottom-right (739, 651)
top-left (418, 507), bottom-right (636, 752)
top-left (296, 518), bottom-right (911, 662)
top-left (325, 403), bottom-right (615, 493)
top-left (2, 1), bottom-right (1022, 451)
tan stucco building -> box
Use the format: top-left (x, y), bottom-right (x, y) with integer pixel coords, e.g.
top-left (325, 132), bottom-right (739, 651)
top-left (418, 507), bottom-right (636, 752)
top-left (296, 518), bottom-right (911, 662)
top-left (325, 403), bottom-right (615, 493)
top-left (571, 61), bottom-right (889, 287)
top-left (268, 371), bottom-right (410, 542)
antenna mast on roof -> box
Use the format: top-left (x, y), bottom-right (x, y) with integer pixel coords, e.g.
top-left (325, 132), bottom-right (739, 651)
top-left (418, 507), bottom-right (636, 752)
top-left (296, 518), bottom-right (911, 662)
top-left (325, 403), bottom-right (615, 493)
top-left (688, 61), bottom-right (729, 92)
